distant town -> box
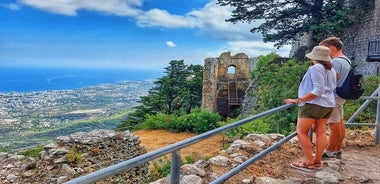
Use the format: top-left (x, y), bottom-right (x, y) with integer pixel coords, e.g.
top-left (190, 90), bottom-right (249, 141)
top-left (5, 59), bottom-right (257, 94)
top-left (0, 80), bottom-right (154, 151)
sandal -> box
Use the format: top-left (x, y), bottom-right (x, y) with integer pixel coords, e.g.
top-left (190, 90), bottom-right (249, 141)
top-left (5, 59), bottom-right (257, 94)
top-left (314, 162), bottom-right (322, 170)
top-left (290, 161), bottom-right (314, 173)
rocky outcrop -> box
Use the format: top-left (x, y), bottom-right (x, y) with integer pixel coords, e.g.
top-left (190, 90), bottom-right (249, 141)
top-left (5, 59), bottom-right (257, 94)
top-left (0, 129), bottom-right (149, 184)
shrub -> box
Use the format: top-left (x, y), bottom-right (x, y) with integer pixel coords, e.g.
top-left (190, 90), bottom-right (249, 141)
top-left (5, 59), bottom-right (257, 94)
top-left (137, 113), bottom-right (174, 130)
top-left (19, 145), bottom-right (44, 158)
top-left (149, 158), bottom-right (171, 181)
top-left (137, 109), bottom-right (221, 134)
top-left (66, 146), bottom-right (83, 165)
top-left (175, 109), bottom-right (222, 134)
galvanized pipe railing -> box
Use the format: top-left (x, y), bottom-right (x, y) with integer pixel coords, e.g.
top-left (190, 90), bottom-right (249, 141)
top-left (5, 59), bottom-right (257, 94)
top-left (345, 85), bottom-right (380, 143)
top-left (64, 103), bottom-right (296, 184)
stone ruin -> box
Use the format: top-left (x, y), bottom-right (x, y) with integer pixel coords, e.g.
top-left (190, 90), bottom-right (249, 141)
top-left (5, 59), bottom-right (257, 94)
top-left (201, 52), bottom-right (256, 118)
top-left (0, 129), bottom-right (149, 184)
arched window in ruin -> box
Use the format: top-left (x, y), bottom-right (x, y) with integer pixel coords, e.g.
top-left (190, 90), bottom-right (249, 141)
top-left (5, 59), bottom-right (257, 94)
top-left (227, 65), bottom-right (236, 74)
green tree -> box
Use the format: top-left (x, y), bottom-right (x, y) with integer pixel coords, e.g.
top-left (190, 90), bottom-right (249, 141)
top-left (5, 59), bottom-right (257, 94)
top-left (217, 0), bottom-right (374, 48)
top-left (181, 64), bottom-right (204, 113)
top-left (116, 60), bottom-right (204, 131)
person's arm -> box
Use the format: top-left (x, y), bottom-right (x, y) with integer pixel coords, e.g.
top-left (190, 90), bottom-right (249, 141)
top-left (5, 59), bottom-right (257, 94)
top-left (284, 93), bottom-right (318, 104)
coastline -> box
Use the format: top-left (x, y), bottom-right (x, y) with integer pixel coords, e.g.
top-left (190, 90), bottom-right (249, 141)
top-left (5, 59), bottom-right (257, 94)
top-left (0, 66), bottom-right (162, 93)
top-left (0, 80), bottom-right (154, 151)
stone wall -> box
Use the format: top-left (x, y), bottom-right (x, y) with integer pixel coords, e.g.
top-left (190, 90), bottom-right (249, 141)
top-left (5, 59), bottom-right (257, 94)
top-left (0, 129), bottom-right (149, 184)
top-left (344, 0), bottom-right (380, 75)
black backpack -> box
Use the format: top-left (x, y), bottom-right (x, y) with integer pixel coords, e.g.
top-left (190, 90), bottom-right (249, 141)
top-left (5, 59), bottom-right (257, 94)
top-left (335, 57), bottom-right (364, 100)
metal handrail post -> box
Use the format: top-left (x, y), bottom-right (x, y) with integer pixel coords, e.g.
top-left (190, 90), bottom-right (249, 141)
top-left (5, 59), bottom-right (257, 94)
top-left (170, 151), bottom-right (181, 184)
top-left (376, 85), bottom-right (380, 144)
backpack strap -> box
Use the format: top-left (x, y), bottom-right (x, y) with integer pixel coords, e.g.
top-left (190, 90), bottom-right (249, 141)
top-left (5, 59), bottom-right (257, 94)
top-left (336, 56), bottom-right (353, 68)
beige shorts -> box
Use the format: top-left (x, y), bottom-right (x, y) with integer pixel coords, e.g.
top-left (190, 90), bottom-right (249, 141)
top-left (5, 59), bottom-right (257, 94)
top-left (328, 96), bottom-right (346, 123)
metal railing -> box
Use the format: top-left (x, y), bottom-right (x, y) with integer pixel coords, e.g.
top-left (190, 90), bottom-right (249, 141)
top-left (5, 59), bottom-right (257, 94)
top-left (345, 85), bottom-right (380, 143)
top-left (65, 85), bottom-right (380, 184)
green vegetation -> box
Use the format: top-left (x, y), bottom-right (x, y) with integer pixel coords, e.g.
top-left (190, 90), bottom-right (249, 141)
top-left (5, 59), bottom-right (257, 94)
top-left (344, 75), bottom-right (380, 128)
top-left (218, 118), bottom-right (271, 140)
top-left (136, 108), bottom-right (221, 134)
top-left (249, 53), bottom-right (308, 134)
top-left (117, 60), bottom-right (204, 132)
top-left (66, 146), bottom-right (83, 165)
top-left (149, 153), bottom-right (201, 182)
top-left (19, 145), bottom-right (44, 158)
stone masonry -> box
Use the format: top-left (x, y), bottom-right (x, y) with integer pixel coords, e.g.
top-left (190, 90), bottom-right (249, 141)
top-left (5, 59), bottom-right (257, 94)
top-left (344, 0), bottom-right (380, 75)
top-left (0, 129), bottom-right (149, 184)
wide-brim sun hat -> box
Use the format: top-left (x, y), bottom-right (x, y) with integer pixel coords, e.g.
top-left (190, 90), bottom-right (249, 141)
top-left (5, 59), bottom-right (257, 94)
top-left (305, 46), bottom-right (331, 61)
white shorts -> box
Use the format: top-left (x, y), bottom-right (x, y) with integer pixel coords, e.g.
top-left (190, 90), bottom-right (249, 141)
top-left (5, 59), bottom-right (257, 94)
top-left (328, 96), bottom-right (346, 123)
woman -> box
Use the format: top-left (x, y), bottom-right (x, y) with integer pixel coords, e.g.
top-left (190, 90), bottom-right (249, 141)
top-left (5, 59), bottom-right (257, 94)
top-left (284, 45), bottom-right (336, 172)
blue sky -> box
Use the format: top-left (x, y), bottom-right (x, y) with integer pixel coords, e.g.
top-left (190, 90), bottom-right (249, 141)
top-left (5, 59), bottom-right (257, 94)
top-left (0, 0), bottom-right (291, 70)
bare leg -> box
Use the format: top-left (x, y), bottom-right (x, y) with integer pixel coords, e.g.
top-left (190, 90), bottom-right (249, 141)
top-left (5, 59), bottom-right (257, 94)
top-left (335, 119), bottom-right (345, 151)
top-left (326, 122), bottom-right (340, 152)
top-left (314, 118), bottom-right (328, 164)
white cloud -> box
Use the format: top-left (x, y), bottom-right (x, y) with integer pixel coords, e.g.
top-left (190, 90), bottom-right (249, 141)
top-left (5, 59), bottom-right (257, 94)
top-left (18, 0), bottom-right (143, 16)
top-left (226, 41), bottom-right (291, 57)
top-left (205, 41), bottom-right (291, 59)
top-left (1, 3), bottom-right (21, 10)
top-left (14, 0), bottom-right (290, 57)
top-left (136, 9), bottom-right (198, 28)
top-left (135, 1), bottom-right (255, 40)
top-left (14, 0), bottom-right (262, 41)
top-left (166, 41), bottom-right (177, 47)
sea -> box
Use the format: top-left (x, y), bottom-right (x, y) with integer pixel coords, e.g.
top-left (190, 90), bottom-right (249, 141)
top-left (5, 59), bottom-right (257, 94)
top-left (0, 66), bottom-right (163, 93)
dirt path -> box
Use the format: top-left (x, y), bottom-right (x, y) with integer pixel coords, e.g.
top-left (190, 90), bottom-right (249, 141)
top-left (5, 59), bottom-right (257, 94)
top-left (274, 130), bottom-right (380, 183)
top-left (133, 129), bottom-right (225, 160)
top-left (340, 146), bottom-right (380, 183)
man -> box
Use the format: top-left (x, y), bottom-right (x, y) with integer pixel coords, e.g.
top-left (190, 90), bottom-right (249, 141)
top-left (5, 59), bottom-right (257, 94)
top-left (319, 37), bottom-right (351, 159)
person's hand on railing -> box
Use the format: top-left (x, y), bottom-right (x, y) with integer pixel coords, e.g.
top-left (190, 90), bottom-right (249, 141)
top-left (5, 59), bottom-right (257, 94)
top-left (284, 98), bottom-right (301, 104)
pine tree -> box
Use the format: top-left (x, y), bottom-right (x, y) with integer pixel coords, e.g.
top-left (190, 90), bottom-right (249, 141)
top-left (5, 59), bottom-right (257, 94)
top-left (217, 0), bottom-right (373, 49)
top-left (116, 60), bottom-right (204, 131)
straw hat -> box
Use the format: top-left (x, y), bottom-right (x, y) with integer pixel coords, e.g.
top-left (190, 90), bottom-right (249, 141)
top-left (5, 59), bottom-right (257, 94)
top-left (305, 46), bottom-right (331, 61)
